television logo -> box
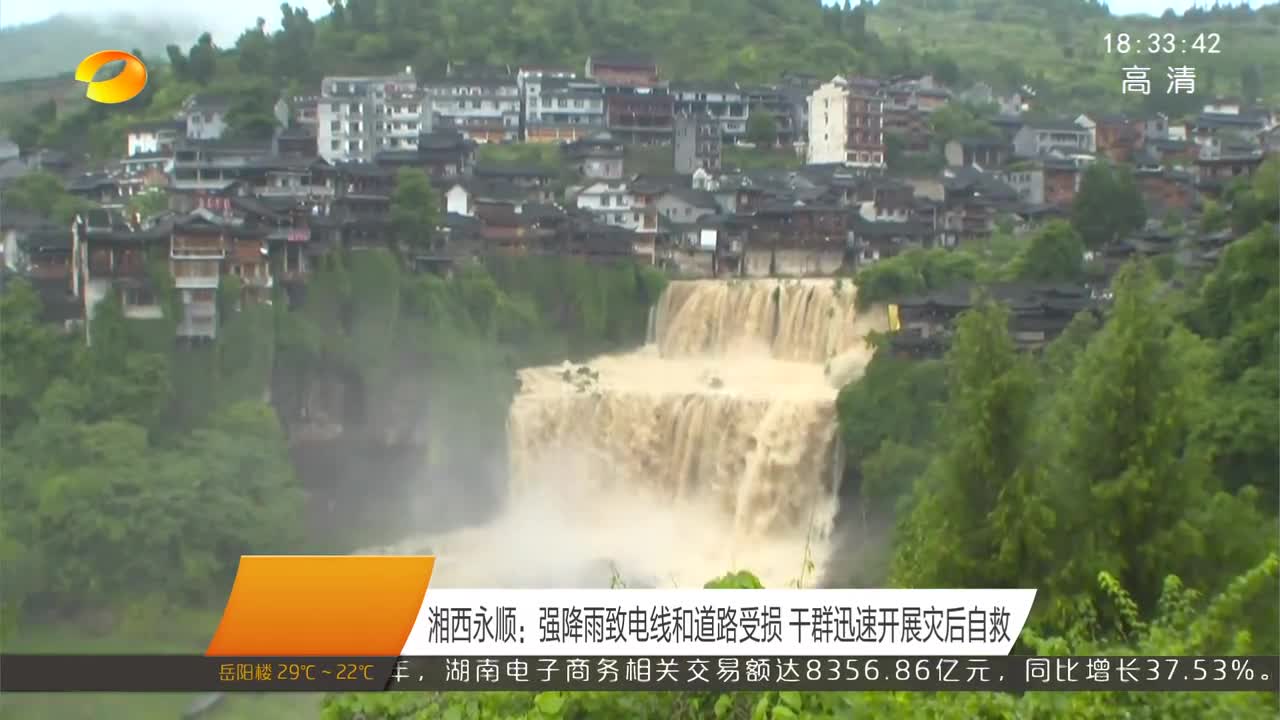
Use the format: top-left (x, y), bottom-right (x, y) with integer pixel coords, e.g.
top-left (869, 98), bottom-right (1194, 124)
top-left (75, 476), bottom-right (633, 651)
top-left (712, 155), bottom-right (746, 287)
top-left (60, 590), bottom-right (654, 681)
top-left (75, 50), bottom-right (148, 104)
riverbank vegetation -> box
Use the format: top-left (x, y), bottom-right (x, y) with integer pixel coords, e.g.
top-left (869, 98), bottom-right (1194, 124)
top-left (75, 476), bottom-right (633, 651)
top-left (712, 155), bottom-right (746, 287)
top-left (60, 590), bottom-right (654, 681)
top-left (0, 255), bottom-right (665, 647)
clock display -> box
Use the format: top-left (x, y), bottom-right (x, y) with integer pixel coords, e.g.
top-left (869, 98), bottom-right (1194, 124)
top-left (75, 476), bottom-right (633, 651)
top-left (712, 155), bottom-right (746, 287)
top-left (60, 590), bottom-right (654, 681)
top-left (1104, 32), bottom-right (1221, 54)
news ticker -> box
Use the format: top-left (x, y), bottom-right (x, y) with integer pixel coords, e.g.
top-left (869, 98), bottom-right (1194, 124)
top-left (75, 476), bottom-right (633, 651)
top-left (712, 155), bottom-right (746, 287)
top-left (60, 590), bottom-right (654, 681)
top-left (2, 655), bottom-right (1277, 692)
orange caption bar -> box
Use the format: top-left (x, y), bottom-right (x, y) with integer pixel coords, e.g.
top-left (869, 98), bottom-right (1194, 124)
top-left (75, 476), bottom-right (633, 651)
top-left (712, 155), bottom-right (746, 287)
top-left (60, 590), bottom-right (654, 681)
top-left (206, 555), bottom-right (435, 656)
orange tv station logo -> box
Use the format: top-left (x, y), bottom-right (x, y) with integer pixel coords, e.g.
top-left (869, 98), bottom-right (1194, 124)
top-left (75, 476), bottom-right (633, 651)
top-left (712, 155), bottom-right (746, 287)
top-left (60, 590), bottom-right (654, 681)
top-left (75, 50), bottom-right (148, 104)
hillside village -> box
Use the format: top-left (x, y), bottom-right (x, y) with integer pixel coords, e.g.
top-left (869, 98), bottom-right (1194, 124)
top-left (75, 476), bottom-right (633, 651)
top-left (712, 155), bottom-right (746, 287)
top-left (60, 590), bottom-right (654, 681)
top-left (0, 54), bottom-right (1275, 352)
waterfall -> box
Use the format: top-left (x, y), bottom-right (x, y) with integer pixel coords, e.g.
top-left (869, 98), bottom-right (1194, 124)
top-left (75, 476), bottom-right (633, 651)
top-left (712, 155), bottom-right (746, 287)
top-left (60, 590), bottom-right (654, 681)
top-left (384, 279), bottom-right (888, 589)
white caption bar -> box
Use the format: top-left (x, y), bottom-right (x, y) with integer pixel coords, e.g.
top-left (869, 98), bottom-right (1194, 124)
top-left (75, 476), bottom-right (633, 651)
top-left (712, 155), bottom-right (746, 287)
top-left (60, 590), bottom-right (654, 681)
top-left (402, 589), bottom-right (1037, 656)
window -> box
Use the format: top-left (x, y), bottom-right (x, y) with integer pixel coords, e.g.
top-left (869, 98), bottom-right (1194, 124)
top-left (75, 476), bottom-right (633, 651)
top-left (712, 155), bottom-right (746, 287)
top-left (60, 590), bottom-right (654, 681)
top-left (330, 121), bottom-right (341, 132)
top-left (331, 140), bottom-right (340, 150)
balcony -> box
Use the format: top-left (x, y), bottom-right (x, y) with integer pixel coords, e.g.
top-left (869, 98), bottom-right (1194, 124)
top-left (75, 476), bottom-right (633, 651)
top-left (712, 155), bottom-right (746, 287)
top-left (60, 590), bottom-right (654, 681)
top-left (87, 254), bottom-right (150, 279)
top-left (172, 259), bottom-right (222, 289)
top-left (259, 184), bottom-right (334, 198)
top-left (171, 245), bottom-right (225, 259)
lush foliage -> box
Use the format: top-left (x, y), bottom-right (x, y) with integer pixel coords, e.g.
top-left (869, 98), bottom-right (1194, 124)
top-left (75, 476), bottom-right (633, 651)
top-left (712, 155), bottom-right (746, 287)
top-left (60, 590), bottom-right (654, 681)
top-left (390, 168), bottom-right (443, 254)
top-left (1072, 161), bottom-right (1147, 249)
top-left (0, 283), bottom-right (303, 631)
top-left (0, 252), bottom-right (665, 639)
top-left (320, 559), bottom-right (1279, 720)
top-left (2, 171), bottom-right (93, 227)
top-left (853, 219), bottom-right (1090, 308)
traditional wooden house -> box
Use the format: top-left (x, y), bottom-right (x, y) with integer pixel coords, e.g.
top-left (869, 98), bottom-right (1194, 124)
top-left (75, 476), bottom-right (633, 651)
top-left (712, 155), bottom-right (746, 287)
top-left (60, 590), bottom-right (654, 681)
top-left (742, 200), bottom-right (851, 276)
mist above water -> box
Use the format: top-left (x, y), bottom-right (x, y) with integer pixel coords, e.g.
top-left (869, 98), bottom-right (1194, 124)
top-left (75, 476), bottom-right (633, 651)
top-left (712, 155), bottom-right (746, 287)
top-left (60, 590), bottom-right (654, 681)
top-left (378, 279), bottom-right (888, 589)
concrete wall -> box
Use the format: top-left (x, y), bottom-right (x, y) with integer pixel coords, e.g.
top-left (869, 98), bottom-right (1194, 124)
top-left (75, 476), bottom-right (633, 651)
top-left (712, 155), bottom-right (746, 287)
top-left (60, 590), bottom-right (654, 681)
top-left (669, 249), bottom-right (715, 277)
top-left (741, 247), bottom-right (844, 277)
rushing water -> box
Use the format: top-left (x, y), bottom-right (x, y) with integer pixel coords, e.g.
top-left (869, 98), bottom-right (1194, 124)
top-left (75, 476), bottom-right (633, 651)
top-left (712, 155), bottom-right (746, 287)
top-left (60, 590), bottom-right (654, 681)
top-left (379, 278), bottom-right (887, 589)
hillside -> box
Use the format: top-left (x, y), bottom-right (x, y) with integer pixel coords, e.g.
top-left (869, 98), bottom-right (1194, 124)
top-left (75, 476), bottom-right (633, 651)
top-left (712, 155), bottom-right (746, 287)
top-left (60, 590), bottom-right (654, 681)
top-left (1, 0), bottom-right (1276, 156)
top-left (871, 0), bottom-right (1280, 109)
top-left (0, 1), bottom-right (1275, 105)
top-left (0, 13), bottom-right (197, 83)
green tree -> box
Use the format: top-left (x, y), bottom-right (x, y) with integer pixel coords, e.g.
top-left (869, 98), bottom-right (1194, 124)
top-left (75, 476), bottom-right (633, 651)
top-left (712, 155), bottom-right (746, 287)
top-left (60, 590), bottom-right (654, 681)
top-left (928, 103), bottom-right (999, 146)
top-left (125, 189), bottom-right (170, 219)
top-left (3, 171), bottom-right (94, 226)
top-left (0, 279), bottom-right (74, 434)
top-left (390, 168), bottom-right (441, 256)
top-left (235, 18), bottom-right (272, 74)
top-left (854, 247), bottom-right (981, 307)
top-left (1187, 223), bottom-right (1280, 503)
top-left (165, 44), bottom-right (189, 81)
top-left (1071, 161), bottom-right (1146, 249)
top-left (1008, 220), bottom-right (1085, 282)
top-left (1046, 262), bottom-right (1213, 624)
top-left (745, 108), bottom-right (778, 146)
top-left (187, 33), bottom-right (219, 85)
top-left (893, 301), bottom-right (1040, 589)
top-left (225, 81), bottom-right (282, 140)
top-left (1199, 198), bottom-right (1229, 233)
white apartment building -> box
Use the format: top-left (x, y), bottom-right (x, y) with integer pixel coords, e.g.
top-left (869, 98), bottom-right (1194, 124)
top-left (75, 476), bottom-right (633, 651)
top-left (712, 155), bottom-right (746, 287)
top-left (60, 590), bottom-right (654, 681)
top-left (575, 181), bottom-right (646, 232)
top-left (422, 74), bottom-right (522, 144)
top-left (806, 75), bottom-right (886, 170)
top-left (317, 69), bottom-right (423, 163)
top-left (807, 79), bottom-right (850, 165)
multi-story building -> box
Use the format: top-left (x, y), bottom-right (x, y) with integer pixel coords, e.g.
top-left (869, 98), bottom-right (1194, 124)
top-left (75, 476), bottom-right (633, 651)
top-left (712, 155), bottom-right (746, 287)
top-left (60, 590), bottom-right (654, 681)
top-left (318, 70), bottom-right (423, 163)
top-left (180, 94), bottom-right (230, 141)
top-left (806, 75), bottom-right (886, 171)
top-left (423, 66), bottom-right (521, 144)
top-left (169, 210), bottom-right (231, 339)
top-left (605, 89), bottom-right (674, 145)
top-left (673, 113), bottom-right (722, 175)
top-left (524, 76), bottom-right (606, 143)
top-left (72, 210), bottom-right (171, 344)
top-left (944, 137), bottom-right (1009, 168)
top-left (884, 78), bottom-right (950, 153)
top-left (739, 76), bottom-right (817, 148)
top-left (170, 141), bottom-right (272, 193)
top-left (575, 180), bottom-right (651, 234)
top-left (516, 66), bottom-right (580, 141)
top-left (671, 84), bottom-right (748, 143)
top-left (291, 93), bottom-right (320, 129)
top-left (585, 54), bottom-right (673, 145)
top-left (1011, 121), bottom-right (1095, 158)
top-left (375, 130), bottom-right (476, 180)
top-left (564, 131), bottom-right (625, 180)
